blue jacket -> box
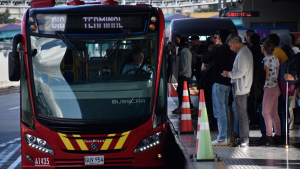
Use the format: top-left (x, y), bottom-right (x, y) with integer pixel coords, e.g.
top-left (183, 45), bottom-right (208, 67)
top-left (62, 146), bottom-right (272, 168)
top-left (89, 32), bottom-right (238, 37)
top-left (122, 62), bottom-right (150, 74)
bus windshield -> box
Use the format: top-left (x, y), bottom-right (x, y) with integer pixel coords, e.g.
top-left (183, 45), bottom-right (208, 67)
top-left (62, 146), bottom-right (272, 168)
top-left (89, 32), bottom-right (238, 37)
top-left (30, 34), bottom-right (156, 120)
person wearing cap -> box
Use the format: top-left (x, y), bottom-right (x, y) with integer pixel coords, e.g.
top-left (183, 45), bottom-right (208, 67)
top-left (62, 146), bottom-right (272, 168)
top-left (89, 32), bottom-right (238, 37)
top-left (189, 35), bottom-right (205, 83)
top-left (172, 37), bottom-right (193, 114)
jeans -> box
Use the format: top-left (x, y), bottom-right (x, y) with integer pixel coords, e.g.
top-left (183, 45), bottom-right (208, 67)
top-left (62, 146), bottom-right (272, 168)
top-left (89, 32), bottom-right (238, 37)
top-left (212, 83), bottom-right (231, 140)
top-left (232, 101), bottom-right (239, 136)
top-left (278, 94), bottom-right (289, 136)
top-left (177, 76), bottom-right (191, 106)
top-left (235, 93), bottom-right (250, 143)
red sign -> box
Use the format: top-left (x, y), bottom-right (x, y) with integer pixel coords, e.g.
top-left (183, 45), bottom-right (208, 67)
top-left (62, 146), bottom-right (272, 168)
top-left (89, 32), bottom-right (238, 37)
top-left (225, 11), bottom-right (259, 17)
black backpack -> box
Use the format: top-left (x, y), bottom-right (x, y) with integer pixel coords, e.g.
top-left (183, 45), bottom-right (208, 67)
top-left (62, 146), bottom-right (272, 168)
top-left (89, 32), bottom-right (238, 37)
top-left (249, 49), bottom-right (266, 105)
top-left (281, 53), bottom-right (300, 84)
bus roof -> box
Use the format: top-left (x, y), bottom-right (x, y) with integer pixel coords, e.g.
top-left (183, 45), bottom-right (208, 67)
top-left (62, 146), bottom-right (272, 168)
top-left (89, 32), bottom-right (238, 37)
top-left (170, 18), bottom-right (237, 36)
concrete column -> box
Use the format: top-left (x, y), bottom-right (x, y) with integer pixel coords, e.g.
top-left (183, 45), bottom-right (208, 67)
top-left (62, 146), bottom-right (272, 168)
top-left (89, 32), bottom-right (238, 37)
top-left (122, 0), bottom-right (125, 5)
top-left (218, 0), bottom-right (221, 9)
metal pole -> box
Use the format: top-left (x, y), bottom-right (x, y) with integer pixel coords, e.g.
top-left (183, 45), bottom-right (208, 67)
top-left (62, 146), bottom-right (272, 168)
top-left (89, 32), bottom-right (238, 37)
top-left (286, 81), bottom-right (289, 148)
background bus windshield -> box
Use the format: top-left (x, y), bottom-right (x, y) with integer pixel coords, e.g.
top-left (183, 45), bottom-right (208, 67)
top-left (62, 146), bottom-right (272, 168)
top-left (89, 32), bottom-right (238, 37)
top-left (30, 35), bottom-right (156, 120)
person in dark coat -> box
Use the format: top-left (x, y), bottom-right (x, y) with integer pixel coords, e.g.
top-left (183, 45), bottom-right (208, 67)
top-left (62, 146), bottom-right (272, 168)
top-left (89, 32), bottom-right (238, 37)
top-left (205, 29), bottom-right (236, 145)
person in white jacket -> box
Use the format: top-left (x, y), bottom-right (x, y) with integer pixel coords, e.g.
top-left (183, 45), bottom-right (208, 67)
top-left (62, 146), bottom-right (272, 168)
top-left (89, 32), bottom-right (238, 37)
top-left (221, 34), bottom-right (254, 148)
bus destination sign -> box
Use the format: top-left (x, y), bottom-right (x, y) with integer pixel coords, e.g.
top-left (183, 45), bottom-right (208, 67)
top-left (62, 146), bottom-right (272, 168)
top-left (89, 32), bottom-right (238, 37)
top-left (36, 14), bottom-right (147, 34)
top-left (224, 11), bottom-right (260, 17)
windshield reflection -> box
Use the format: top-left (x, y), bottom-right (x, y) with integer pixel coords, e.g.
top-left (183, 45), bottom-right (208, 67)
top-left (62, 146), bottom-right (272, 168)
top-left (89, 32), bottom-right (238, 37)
top-left (30, 35), bottom-right (156, 120)
top-left (31, 36), bottom-right (82, 118)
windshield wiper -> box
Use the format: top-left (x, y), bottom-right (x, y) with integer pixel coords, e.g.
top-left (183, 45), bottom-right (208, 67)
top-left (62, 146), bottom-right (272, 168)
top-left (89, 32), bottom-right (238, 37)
top-left (103, 29), bottom-right (131, 59)
top-left (56, 31), bottom-right (89, 80)
top-left (55, 31), bottom-right (86, 63)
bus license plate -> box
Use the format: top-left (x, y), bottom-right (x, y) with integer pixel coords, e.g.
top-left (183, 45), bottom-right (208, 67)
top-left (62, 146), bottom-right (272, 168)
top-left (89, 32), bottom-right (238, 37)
top-left (84, 155), bottom-right (104, 165)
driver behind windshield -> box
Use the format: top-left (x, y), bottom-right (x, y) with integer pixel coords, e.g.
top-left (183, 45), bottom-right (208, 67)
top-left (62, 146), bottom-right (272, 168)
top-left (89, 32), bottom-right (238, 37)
top-left (122, 46), bottom-right (150, 74)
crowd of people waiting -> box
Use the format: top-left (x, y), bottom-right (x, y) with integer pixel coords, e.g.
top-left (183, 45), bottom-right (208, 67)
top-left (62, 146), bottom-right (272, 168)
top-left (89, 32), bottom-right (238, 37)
top-left (171, 29), bottom-right (300, 148)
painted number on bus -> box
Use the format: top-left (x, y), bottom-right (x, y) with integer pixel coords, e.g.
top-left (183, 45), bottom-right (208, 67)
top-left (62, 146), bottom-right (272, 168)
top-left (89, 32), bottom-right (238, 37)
top-left (35, 158), bottom-right (50, 166)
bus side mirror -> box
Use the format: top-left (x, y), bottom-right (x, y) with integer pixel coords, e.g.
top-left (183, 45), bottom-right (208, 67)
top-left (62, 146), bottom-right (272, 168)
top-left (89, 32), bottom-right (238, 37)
top-left (8, 34), bottom-right (22, 81)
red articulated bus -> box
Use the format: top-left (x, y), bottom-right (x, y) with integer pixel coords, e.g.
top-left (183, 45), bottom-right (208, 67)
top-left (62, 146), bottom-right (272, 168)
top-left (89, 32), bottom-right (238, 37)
top-left (8, 0), bottom-right (167, 168)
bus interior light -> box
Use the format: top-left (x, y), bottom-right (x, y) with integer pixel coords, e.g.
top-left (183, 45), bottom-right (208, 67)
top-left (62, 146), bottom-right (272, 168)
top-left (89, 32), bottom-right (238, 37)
top-left (134, 132), bottom-right (163, 154)
top-left (24, 134), bottom-right (54, 155)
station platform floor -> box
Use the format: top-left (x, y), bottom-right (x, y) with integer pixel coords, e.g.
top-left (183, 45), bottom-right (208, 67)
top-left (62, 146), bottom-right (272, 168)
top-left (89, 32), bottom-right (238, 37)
top-left (168, 96), bottom-right (300, 169)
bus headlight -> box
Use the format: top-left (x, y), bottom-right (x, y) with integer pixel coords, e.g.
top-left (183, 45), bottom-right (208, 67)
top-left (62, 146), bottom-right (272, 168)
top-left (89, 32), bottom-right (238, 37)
top-left (24, 134), bottom-right (54, 155)
top-left (134, 132), bottom-right (163, 154)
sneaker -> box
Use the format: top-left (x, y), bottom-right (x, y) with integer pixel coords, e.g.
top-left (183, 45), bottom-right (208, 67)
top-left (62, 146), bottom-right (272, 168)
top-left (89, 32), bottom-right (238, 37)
top-left (231, 141), bottom-right (249, 148)
top-left (212, 139), bottom-right (227, 146)
top-left (172, 106), bottom-right (182, 114)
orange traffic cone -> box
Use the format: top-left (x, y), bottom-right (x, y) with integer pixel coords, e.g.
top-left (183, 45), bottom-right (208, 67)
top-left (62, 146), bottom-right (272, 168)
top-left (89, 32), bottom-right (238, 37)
top-left (168, 83), bottom-right (178, 97)
top-left (195, 89), bottom-right (205, 154)
top-left (180, 81), bottom-right (193, 134)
